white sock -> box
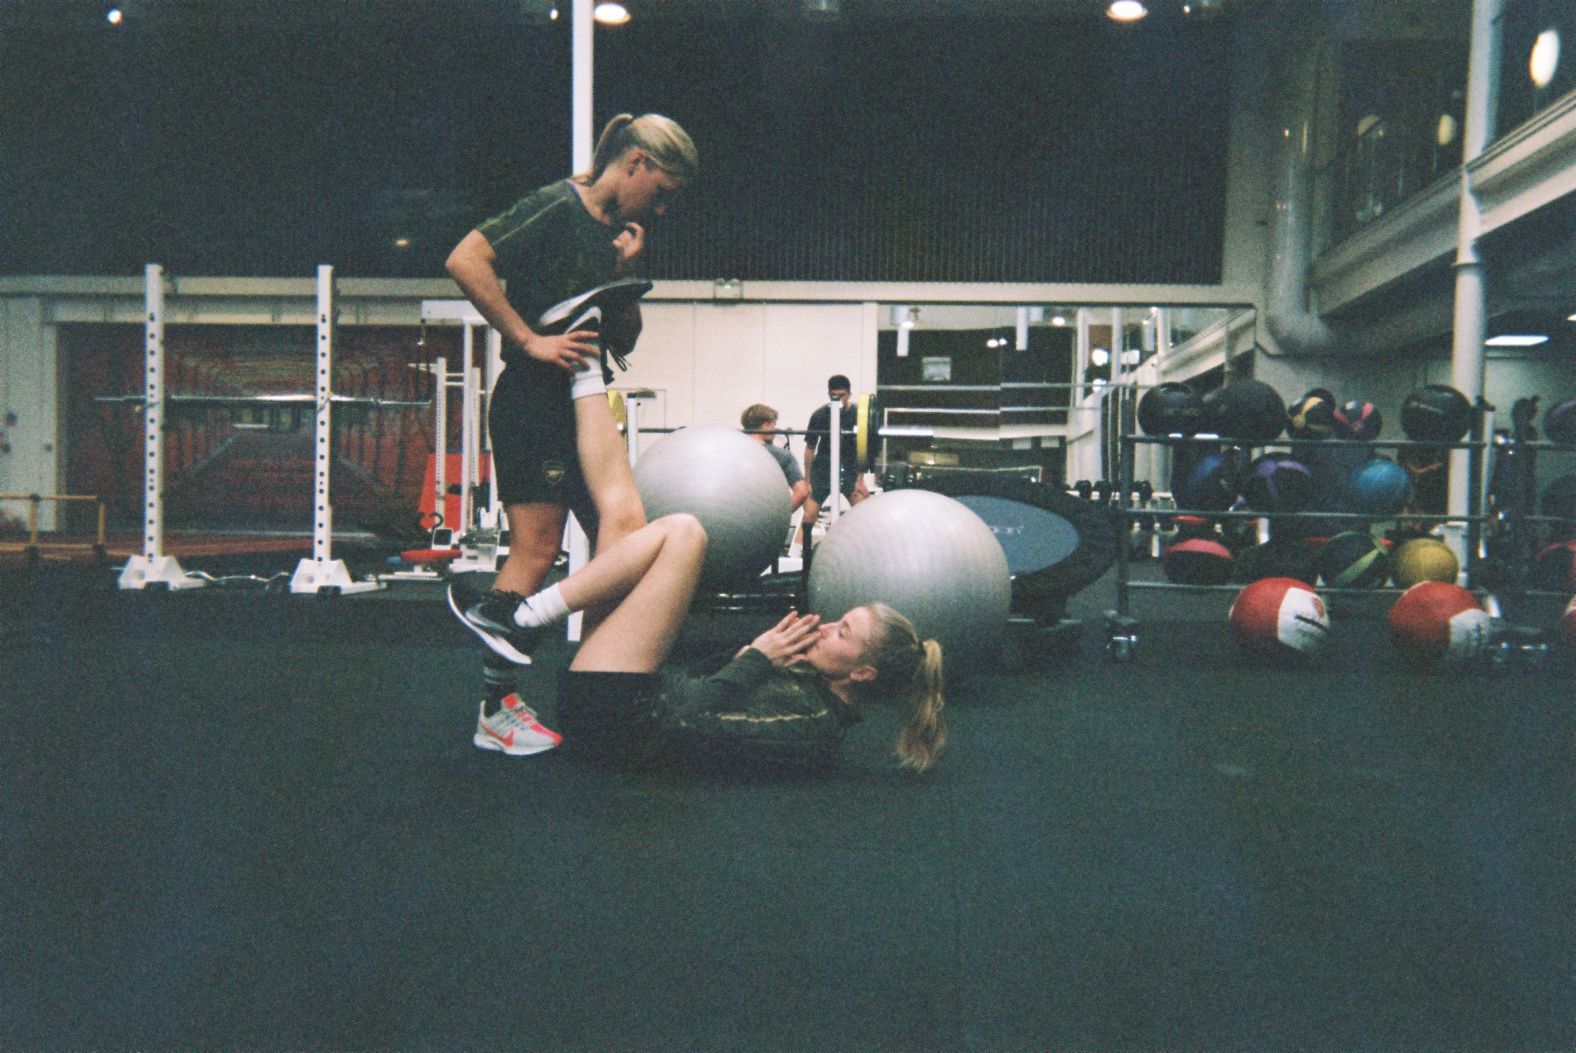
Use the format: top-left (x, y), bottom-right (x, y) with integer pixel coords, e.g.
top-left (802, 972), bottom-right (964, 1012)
top-left (513, 583), bottom-right (570, 628)
top-left (569, 363), bottom-right (606, 400)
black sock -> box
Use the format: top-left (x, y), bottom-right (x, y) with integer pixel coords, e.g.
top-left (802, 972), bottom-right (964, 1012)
top-left (482, 650), bottom-right (522, 718)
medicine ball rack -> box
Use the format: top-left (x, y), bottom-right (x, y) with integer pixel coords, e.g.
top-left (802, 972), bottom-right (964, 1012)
top-left (1103, 394), bottom-right (1500, 662)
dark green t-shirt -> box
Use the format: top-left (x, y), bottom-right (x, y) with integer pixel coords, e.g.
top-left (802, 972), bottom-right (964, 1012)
top-left (476, 179), bottom-right (625, 420)
top-left (477, 178), bottom-right (623, 329)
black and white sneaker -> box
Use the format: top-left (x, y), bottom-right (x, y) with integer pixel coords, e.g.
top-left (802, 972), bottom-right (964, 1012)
top-left (447, 577), bottom-right (545, 665)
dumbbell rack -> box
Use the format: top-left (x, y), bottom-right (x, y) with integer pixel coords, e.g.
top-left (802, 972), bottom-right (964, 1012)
top-left (1103, 397), bottom-right (1495, 662)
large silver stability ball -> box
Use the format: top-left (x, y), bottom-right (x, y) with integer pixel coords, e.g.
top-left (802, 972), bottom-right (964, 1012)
top-left (808, 489), bottom-right (1012, 667)
top-left (633, 426), bottom-right (792, 589)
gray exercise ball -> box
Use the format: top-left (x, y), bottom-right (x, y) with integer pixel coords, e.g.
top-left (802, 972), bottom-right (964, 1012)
top-left (807, 489), bottom-right (1012, 668)
top-left (634, 426), bottom-right (792, 588)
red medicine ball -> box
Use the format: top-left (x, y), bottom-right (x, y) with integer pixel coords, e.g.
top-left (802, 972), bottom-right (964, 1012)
top-left (1228, 577), bottom-right (1331, 660)
top-left (1387, 581), bottom-right (1491, 664)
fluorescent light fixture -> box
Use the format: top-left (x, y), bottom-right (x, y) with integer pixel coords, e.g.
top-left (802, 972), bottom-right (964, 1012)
top-left (594, 2), bottom-right (630, 25)
top-left (1530, 28), bottom-right (1560, 88)
top-left (1484, 334), bottom-right (1549, 347)
top-left (1108, 1), bottom-right (1147, 22)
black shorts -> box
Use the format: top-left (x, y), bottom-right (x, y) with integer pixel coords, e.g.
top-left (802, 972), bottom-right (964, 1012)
top-left (810, 466), bottom-right (860, 505)
top-left (553, 670), bottom-right (675, 767)
top-left (488, 364), bottom-right (597, 528)
top-left (555, 670), bottom-right (836, 773)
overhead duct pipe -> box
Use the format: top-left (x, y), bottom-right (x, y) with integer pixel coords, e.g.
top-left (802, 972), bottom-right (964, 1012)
top-left (1261, 27), bottom-right (1340, 358)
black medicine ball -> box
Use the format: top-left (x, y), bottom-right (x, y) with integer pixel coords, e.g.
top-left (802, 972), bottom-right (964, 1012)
top-left (1544, 397), bottom-right (1576, 445)
top-left (1532, 539), bottom-right (1576, 591)
top-left (1332, 399), bottom-right (1383, 440)
top-left (1241, 455), bottom-right (1315, 513)
top-left (1162, 538), bottom-right (1235, 585)
top-left (1542, 473), bottom-right (1576, 536)
top-left (1400, 384), bottom-right (1473, 443)
top-left (1287, 390), bottom-right (1337, 440)
top-left (1212, 380), bottom-right (1286, 443)
top-left (1137, 382), bottom-right (1206, 436)
top-left (1316, 530), bottom-right (1390, 588)
top-left (1236, 537), bottom-right (1318, 586)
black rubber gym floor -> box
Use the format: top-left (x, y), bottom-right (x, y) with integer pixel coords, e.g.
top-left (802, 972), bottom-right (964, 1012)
top-left (3, 564), bottom-right (1572, 1052)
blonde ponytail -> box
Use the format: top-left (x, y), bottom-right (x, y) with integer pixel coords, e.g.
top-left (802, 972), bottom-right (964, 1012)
top-left (860, 603), bottom-right (947, 773)
top-left (895, 639), bottom-right (946, 773)
top-left (575, 112), bottom-right (699, 184)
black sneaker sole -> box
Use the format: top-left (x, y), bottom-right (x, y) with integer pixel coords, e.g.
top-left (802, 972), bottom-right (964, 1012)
top-left (447, 585), bottom-right (534, 666)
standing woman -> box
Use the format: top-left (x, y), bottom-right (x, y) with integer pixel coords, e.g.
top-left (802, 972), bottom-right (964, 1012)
top-left (444, 113), bottom-right (699, 752)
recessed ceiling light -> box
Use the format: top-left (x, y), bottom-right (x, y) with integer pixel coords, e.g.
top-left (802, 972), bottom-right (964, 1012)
top-left (1485, 334), bottom-right (1549, 347)
top-left (594, 2), bottom-right (630, 25)
top-left (1108, 1), bottom-right (1148, 22)
top-left (1530, 28), bottom-right (1561, 89)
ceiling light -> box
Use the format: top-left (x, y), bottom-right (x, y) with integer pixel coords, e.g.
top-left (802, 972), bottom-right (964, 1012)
top-left (802, 0), bottom-right (841, 19)
top-left (1051, 314), bottom-right (1068, 327)
top-left (1530, 29), bottom-right (1560, 88)
top-left (106, 6), bottom-right (123, 23)
top-left (594, 2), bottom-right (630, 25)
top-left (1485, 334), bottom-right (1549, 347)
top-left (1090, 348), bottom-right (1111, 367)
top-left (1567, 312), bottom-right (1576, 322)
top-left (1108, 1), bottom-right (1147, 22)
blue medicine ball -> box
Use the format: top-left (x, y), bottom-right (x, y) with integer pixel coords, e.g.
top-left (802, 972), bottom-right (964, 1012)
top-left (1178, 450), bottom-right (1247, 512)
top-left (1345, 457), bottom-right (1412, 516)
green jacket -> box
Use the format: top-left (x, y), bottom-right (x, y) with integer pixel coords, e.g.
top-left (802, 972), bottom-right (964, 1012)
top-left (655, 647), bottom-right (861, 765)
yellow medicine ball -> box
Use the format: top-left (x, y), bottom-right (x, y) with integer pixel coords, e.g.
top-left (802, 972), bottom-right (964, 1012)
top-left (1392, 537), bottom-right (1459, 588)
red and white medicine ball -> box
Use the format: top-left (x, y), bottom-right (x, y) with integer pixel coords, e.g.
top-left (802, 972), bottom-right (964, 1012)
top-left (1228, 577), bottom-right (1331, 660)
top-left (1562, 594), bottom-right (1576, 651)
top-left (1387, 581), bottom-right (1491, 664)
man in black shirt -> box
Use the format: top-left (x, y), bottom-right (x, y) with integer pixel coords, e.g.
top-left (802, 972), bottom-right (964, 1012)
top-left (799, 374), bottom-right (869, 550)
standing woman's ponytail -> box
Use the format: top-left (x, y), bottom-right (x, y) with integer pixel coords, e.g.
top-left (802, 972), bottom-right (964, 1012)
top-left (576, 113), bottom-right (699, 184)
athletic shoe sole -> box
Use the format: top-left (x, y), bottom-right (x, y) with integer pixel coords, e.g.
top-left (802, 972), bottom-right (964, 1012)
top-left (447, 585), bottom-right (534, 665)
top-left (472, 728), bottom-right (557, 756)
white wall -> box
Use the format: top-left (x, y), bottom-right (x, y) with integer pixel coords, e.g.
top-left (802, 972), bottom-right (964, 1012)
top-left (0, 297), bottom-right (61, 525)
top-left (616, 301), bottom-right (876, 453)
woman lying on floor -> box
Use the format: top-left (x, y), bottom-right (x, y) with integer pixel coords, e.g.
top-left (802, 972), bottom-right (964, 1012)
top-left (448, 513), bottom-right (946, 772)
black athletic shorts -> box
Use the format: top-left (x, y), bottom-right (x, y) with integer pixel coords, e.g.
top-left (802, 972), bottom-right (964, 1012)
top-left (488, 363), bottom-right (597, 530)
top-left (809, 465), bottom-right (860, 505)
top-left (554, 670), bottom-right (836, 773)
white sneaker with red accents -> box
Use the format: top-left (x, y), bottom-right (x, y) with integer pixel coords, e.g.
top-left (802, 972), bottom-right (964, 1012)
top-left (473, 695), bottom-right (562, 756)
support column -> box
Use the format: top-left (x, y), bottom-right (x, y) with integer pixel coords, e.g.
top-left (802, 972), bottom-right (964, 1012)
top-left (1446, 0), bottom-right (1504, 574)
top-left (119, 263), bottom-right (203, 589)
top-left (573, 0), bottom-right (593, 172)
